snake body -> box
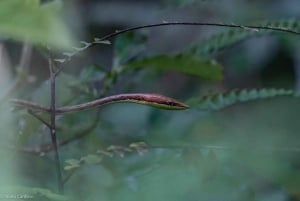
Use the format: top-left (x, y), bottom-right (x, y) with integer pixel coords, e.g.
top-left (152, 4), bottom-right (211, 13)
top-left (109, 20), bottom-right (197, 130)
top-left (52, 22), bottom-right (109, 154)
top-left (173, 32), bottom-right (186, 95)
top-left (12, 93), bottom-right (189, 114)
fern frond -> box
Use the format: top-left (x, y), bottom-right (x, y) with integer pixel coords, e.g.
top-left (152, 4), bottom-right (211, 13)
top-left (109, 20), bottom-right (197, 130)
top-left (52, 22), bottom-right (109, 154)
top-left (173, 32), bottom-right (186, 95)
top-left (188, 88), bottom-right (297, 111)
top-left (190, 19), bottom-right (300, 56)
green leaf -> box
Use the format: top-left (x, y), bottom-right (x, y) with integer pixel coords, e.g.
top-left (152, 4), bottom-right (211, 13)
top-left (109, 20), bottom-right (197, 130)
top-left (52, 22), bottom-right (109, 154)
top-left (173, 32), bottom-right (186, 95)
top-left (80, 154), bottom-right (102, 164)
top-left (79, 64), bottom-right (106, 82)
top-left (115, 32), bottom-right (147, 61)
top-left (64, 159), bottom-right (81, 170)
top-left (126, 54), bottom-right (223, 80)
top-left (0, 0), bottom-right (74, 49)
top-left (93, 38), bottom-right (111, 45)
top-left (188, 88), bottom-right (295, 111)
top-left (65, 159), bottom-right (81, 166)
top-left (189, 19), bottom-right (300, 56)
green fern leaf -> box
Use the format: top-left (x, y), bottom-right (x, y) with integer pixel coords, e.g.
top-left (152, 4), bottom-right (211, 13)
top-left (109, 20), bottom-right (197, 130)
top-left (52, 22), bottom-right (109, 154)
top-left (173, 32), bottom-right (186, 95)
top-left (188, 88), bottom-right (296, 110)
top-left (189, 19), bottom-right (300, 56)
top-left (125, 54), bottom-right (223, 80)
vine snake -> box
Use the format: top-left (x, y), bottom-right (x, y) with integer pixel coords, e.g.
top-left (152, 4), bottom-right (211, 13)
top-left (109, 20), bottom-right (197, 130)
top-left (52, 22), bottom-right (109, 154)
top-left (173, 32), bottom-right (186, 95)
top-left (12, 93), bottom-right (189, 114)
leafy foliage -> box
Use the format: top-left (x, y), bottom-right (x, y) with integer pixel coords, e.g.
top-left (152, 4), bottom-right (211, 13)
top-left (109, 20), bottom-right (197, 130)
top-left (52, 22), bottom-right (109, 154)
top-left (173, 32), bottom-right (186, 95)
top-left (188, 88), bottom-right (297, 110)
top-left (3, 0), bottom-right (300, 199)
top-left (0, 0), bottom-right (73, 49)
top-left (114, 32), bottom-right (148, 63)
top-left (189, 19), bottom-right (300, 56)
top-left (64, 142), bottom-right (147, 171)
top-left (55, 39), bottom-right (110, 63)
top-left (126, 54), bottom-right (223, 80)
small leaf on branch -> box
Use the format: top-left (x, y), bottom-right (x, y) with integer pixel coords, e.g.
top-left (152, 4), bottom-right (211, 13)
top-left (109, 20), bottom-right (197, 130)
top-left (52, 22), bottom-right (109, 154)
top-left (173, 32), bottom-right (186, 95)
top-left (62, 52), bottom-right (76, 57)
top-left (80, 41), bottom-right (91, 46)
top-left (93, 38), bottom-right (111, 44)
top-left (54, 58), bottom-right (66, 63)
top-left (65, 159), bottom-right (81, 166)
top-left (107, 145), bottom-right (132, 157)
top-left (129, 142), bottom-right (148, 155)
top-left (96, 150), bottom-right (114, 157)
top-left (80, 154), bottom-right (102, 164)
top-left (64, 159), bottom-right (81, 170)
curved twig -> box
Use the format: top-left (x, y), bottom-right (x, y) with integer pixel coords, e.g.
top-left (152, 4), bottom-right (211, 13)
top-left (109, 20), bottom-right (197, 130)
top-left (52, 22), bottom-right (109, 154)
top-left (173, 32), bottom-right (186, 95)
top-left (98, 22), bottom-right (300, 42)
top-left (56, 21), bottom-right (300, 63)
top-left (27, 110), bottom-right (51, 128)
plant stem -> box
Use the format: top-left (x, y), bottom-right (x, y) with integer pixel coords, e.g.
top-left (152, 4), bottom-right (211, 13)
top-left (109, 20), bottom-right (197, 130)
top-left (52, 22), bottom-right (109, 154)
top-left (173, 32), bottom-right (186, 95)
top-left (55, 21), bottom-right (300, 63)
top-left (27, 110), bottom-right (51, 128)
top-left (48, 52), bottom-right (64, 194)
top-left (98, 21), bottom-right (300, 42)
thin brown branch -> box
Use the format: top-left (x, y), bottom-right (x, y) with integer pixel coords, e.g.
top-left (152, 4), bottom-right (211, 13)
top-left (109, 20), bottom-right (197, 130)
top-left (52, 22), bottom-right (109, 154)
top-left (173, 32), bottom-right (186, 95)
top-left (48, 51), bottom-right (64, 194)
top-left (27, 110), bottom-right (51, 128)
top-left (98, 22), bottom-right (300, 42)
top-left (55, 21), bottom-right (300, 63)
top-left (54, 64), bottom-right (63, 77)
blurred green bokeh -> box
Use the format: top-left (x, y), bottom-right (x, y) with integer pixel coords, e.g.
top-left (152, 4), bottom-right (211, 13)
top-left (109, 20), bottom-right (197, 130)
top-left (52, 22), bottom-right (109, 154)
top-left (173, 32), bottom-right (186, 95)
top-left (1, 0), bottom-right (300, 201)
